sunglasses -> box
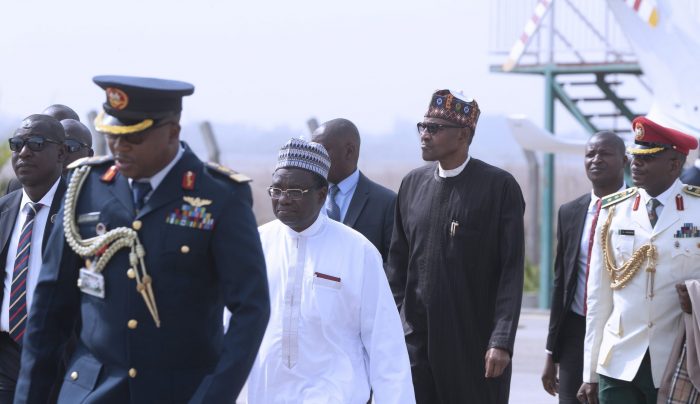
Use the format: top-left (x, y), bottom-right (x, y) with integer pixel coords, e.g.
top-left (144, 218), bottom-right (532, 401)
top-left (416, 122), bottom-right (467, 135)
top-left (8, 136), bottom-right (62, 152)
top-left (268, 187), bottom-right (310, 200)
top-left (65, 139), bottom-right (89, 153)
top-left (104, 121), bottom-right (173, 145)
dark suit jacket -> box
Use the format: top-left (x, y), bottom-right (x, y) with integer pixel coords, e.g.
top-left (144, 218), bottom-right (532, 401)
top-left (15, 145), bottom-right (270, 404)
top-left (0, 178), bottom-right (66, 392)
top-left (546, 193), bottom-right (590, 361)
top-left (0, 178), bottom-right (66, 295)
top-left (343, 172), bottom-right (396, 263)
top-left (681, 165), bottom-right (700, 187)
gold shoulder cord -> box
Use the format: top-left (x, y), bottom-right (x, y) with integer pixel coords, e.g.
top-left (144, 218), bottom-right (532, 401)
top-left (600, 205), bottom-right (657, 297)
top-left (64, 166), bottom-right (160, 327)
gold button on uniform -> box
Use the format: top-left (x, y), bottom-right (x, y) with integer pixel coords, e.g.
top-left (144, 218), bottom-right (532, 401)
top-left (128, 368), bottom-right (137, 378)
top-left (70, 371), bottom-right (79, 381)
top-left (132, 220), bottom-right (142, 231)
top-left (128, 319), bottom-right (138, 329)
top-left (127, 269), bottom-right (136, 279)
top-left (180, 245), bottom-right (190, 254)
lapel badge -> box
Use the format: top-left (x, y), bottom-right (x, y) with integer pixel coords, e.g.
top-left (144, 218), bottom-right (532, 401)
top-left (676, 194), bottom-right (684, 211)
top-left (674, 223), bottom-right (699, 238)
top-left (50, 213), bottom-right (57, 224)
top-left (101, 165), bottom-right (119, 183)
top-left (182, 171), bottom-right (196, 190)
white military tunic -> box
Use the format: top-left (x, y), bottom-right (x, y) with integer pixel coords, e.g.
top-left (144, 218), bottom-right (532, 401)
top-left (584, 179), bottom-right (700, 386)
top-left (244, 214), bottom-right (415, 404)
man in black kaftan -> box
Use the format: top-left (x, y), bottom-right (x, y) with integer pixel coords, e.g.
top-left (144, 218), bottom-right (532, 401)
top-left (388, 90), bottom-right (525, 404)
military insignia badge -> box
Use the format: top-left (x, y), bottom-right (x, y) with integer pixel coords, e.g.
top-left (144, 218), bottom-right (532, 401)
top-left (78, 267), bottom-right (106, 298)
top-left (167, 199), bottom-right (215, 230)
top-left (106, 87), bottom-right (129, 110)
top-left (182, 171), bottom-right (195, 190)
top-left (634, 122), bottom-right (645, 140)
top-left (675, 223), bottom-right (699, 238)
top-left (183, 196), bottom-right (212, 207)
top-left (101, 165), bottom-right (119, 183)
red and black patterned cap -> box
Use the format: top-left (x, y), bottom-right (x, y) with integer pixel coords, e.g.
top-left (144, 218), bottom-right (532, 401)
top-left (425, 89), bottom-right (480, 130)
top-left (629, 117), bottom-right (698, 156)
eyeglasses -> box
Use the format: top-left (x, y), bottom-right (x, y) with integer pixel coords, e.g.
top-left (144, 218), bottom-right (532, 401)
top-left (416, 122), bottom-right (467, 135)
top-left (65, 139), bottom-right (89, 153)
top-left (268, 187), bottom-right (310, 200)
top-left (8, 136), bottom-right (62, 152)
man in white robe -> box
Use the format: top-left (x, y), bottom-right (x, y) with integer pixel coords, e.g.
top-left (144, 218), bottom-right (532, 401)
top-left (243, 138), bottom-right (414, 404)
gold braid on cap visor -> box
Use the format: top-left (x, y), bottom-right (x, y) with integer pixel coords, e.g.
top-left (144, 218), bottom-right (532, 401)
top-left (94, 111), bottom-right (154, 135)
top-left (626, 146), bottom-right (666, 155)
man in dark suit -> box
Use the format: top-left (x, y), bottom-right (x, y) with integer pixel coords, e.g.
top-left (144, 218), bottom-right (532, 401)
top-left (311, 118), bottom-right (396, 263)
top-left (541, 131), bottom-right (627, 403)
top-left (0, 115), bottom-right (66, 403)
top-left (680, 154), bottom-right (700, 186)
top-left (5, 105), bottom-right (88, 196)
top-left (14, 76), bottom-right (270, 403)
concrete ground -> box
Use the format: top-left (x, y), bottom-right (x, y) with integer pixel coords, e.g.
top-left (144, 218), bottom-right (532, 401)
top-left (510, 310), bottom-right (559, 404)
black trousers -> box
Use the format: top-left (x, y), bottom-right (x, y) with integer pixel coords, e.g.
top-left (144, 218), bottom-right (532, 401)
top-left (556, 311), bottom-right (586, 404)
top-left (0, 332), bottom-right (21, 404)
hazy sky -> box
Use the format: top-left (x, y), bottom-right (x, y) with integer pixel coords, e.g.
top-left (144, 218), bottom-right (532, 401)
top-left (0, 0), bottom-right (546, 134)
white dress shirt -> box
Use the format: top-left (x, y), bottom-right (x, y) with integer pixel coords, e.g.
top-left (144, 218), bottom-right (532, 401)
top-left (571, 184), bottom-right (626, 315)
top-left (128, 144), bottom-right (184, 200)
top-left (1, 177), bottom-right (61, 331)
top-left (244, 214), bottom-right (415, 404)
top-left (323, 168), bottom-right (360, 222)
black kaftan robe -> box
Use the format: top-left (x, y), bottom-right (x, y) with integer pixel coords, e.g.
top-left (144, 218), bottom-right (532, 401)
top-left (387, 158), bottom-right (525, 404)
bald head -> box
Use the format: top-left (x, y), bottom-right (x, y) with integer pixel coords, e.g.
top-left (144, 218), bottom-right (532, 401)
top-left (588, 130), bottom-right (626, 155)
top-left (42, 104), bottom-right (80, 122)
top-left (311, 118), bottom-right (361, 184)
top-left (584, 131), bottom-right (627, 195)
top-left (61, 119), bottom-right (94, 164)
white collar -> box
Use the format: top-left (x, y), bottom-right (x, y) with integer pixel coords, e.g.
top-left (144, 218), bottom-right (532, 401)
top-left (282, 213), bottom-right (327, 237)
top-left (20, 176), bottom-right (61, 209)
top-left (639, 179), bottom-right (683, 207)
top-left (438, 155), bottom-right (470, 178)
top-left (129, 144), bottom-right (184, 191)
top-left (695, 159), bottom-right (700, 170)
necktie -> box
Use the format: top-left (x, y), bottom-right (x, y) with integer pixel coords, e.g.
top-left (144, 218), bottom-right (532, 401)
top-left (647, 198), bottom-right (661, 228)
top-left (132, 181), bottom-right (152, 212)
top-left (583, 199), bottom-right (602, 316)
top-left (327, 184), bottom-right (341, 221)
top-left (9, 202), bottom-right (43, 344)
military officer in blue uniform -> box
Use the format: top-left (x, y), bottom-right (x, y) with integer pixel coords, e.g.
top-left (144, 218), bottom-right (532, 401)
top-left (14, 76), bottom-right (270, 404)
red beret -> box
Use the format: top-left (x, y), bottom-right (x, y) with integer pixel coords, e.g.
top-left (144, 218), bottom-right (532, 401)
top-left (629, 117), bottom-right (698, 156)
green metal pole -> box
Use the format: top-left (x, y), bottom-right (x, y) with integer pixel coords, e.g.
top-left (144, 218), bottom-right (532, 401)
top-left (539, 67), bottom-right (555, 309)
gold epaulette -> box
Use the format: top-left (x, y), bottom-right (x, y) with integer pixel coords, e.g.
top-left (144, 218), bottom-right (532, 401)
top-left (205, 162), bottom-right (252, 183)
top-left (601, 187), bottom-right (638, 209)
top-left (66, 155), bottom-right (114, 170)
top-left (683, 185), bottom-right (700, 197)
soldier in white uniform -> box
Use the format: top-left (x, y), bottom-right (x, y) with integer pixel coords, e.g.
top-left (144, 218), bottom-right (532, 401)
top-left (579, 117), bottom-right (700, 404)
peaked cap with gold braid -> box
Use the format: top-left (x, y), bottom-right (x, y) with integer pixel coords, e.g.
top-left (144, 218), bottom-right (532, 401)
top-left (93, 75), bottom-right (194, 136)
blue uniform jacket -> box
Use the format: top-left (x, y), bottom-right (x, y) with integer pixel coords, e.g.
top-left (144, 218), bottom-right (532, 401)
top-left (14, 144), bottom-right (270, 404)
